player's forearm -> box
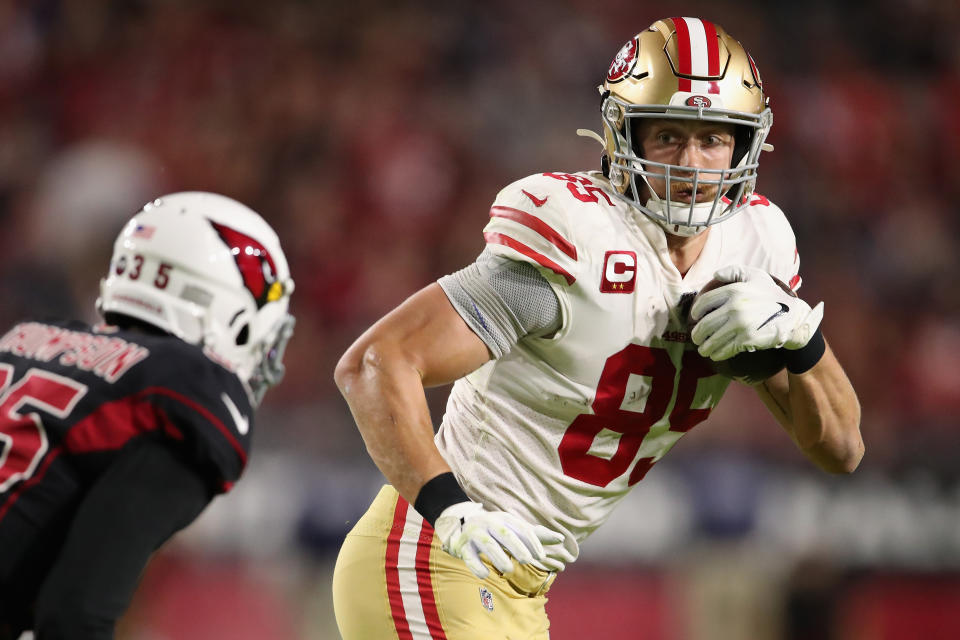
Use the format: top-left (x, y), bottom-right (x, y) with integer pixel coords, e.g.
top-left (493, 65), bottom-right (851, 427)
top-left (786, 342), bottom-right (864, 473)
top-left (335, 340), bottom-right (451, 504)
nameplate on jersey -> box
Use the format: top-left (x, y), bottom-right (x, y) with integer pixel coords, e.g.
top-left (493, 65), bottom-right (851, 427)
top-left (600, 250), bottom-right (636, 293)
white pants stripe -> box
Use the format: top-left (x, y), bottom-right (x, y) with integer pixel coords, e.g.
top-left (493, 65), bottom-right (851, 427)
top-left (395, 506), bottom-right (434, 640)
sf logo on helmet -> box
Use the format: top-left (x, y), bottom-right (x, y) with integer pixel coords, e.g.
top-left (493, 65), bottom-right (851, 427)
top-left (685, 95), bottom-right (712, 108)
top-left (606, 37), bottom-right (639, 83)
top-left (211, 222), bottom-right (285, 308)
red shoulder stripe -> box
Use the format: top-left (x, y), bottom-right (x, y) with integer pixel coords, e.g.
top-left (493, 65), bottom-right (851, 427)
top-left (489, 205), bottom-right (577, 260)
top-left (484, 232), bottom-right (576, 285)
top-left (63, 390), bottom-right (174, 454)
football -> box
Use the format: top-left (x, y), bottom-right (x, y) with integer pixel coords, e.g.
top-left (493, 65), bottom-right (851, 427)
top-left (690, 278), bottom-right (787, 384)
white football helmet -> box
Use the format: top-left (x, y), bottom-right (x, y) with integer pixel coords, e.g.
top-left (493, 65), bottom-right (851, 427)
top-left (597, 17), bottom-right (773, 236)
top-left (97, 192), bottom-right (295, 404)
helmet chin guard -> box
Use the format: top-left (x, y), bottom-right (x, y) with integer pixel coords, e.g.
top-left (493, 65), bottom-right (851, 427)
top-left (644, 199), bottom-right (720, 238)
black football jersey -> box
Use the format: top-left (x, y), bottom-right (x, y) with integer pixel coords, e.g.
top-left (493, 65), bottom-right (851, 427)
top-left (0, 319), bottom-right (254, 521)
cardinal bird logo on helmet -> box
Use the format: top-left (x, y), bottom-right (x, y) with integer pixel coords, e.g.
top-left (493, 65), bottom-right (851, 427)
top-left (211, 221), bottom-right (285, 308)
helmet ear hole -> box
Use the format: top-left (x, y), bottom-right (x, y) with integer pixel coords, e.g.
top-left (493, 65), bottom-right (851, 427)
top-left (235, 324), bottom-right (250, 346)
top-left (731, 125), bottom-right (753, 168)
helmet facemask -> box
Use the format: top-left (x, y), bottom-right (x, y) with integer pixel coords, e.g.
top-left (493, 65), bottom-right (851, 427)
top-left (596, 17), bottom-right (773, 236)
top-left (602, 95), bottom-right (772, 237)
top-left (247, 313), bottom-right (295, 405)
top-left (204, 292), bottom-right (296, 406)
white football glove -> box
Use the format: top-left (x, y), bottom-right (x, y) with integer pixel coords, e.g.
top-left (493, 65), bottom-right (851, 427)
top-left (690, 265), bottom-right (824, 362)
top-left (433, 501), bottom-right (569, 579)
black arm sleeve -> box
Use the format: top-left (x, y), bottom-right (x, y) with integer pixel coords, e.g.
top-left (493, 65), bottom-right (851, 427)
top-left (32, 437), bottom-right (213, 639)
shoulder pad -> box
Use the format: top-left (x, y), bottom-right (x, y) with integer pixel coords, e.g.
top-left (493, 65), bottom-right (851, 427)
top-left (740, 194), bottom-right (801, 292)
top-left (484, 173), bottom-right (612, 286)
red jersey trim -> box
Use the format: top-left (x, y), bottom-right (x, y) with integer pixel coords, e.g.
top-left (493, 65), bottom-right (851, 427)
top-left (143, 387), bottom-right (247, 466)
top-left (489, 205), bottom-right (577, 260)
top-left (484, 232), bottom-right (576, 285)
top-left (63, 391), bottom-right (169, 453)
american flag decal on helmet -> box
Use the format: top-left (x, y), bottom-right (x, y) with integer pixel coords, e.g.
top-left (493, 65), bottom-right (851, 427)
top-left (211, 221), bottom-right (283, 308)
top-left (132, 224), bottom-right (155, 239)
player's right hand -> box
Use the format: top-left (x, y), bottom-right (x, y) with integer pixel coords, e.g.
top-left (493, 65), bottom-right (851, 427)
top-left (433, 501), bottom-right (566, 579)
top-left (690, 265), bottom-right (824, 361)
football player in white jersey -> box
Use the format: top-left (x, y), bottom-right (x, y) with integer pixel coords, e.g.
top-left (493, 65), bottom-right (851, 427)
top-left (332, 17), bottom-right (863, 639)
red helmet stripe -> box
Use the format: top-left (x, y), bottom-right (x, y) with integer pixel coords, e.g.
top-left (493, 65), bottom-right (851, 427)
top-left (747, 51), bottom-right (763, 88)
top-left (672, 17), bottom-right (693, 92)
top-left (702, 19), bottom-right (720, 80)
top-left (674, 17), bottom-right (722, 95)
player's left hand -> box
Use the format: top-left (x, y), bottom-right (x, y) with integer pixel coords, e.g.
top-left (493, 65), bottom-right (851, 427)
top-left (690, 265), bottom-right (824, 361)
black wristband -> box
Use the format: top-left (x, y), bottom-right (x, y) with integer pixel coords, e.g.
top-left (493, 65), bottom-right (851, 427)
top-left (414, 472), bottom-right (470, 527)
top-left (784, 326), bottom-right (826, 374)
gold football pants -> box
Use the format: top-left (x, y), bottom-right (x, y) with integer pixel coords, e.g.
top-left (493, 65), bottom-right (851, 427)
top-left (333, 485), bottom-right (555, 640)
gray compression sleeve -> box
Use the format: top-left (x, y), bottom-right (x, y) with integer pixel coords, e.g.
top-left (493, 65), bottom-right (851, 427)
top-left (437, 249), bottom-right (562, 358)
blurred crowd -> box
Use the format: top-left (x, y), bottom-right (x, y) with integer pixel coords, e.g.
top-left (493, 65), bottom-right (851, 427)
top-left (2, 0), bottom-right (960, 542)
top-left (2, 0), bottom-right (959, 637)
top-left (3, 0), bottom-right (957, 470)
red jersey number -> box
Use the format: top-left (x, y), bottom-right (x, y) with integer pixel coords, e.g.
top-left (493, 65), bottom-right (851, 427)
top-left (0, 366), bottom-right (88, 492)
top-left (557, 345), bottom-right (716, 487)
top-left (544, 173), bottom-right (614, 206)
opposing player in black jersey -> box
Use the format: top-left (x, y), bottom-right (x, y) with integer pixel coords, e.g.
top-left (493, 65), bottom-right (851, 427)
top-left (0, 192), bottom-right (295, 639)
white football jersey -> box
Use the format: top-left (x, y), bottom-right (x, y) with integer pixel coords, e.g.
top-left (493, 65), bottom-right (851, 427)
top-left (435, 171), bottom-right (800, 561)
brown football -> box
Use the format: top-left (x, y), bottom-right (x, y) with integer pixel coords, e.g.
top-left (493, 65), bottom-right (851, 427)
top-left (690, 277), bottom-right (787, 384)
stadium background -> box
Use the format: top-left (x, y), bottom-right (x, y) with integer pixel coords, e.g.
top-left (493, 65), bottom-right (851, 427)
top-left (2, 0), bottom-right (959, 637)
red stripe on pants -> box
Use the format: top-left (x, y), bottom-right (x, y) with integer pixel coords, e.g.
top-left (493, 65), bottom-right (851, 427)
top-left (386, 498), bottom-right (414, 640)
top-left (416, 522), bottom-right (447, 639)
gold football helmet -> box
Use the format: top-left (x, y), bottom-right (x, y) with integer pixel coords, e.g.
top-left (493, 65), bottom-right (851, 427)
top-left (598, 17), bottom-right (773, 236)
